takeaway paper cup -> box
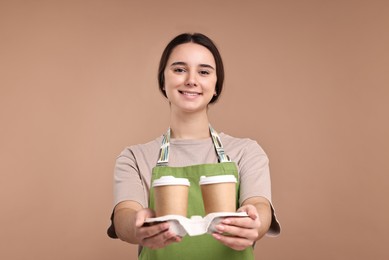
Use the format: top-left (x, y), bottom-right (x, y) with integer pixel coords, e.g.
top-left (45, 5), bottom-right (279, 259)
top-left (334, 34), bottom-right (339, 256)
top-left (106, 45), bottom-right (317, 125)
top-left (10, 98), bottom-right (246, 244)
top-left (199, 175), bottom-right (237, 214)
top-left (152, 176), bottom-right (190, 217)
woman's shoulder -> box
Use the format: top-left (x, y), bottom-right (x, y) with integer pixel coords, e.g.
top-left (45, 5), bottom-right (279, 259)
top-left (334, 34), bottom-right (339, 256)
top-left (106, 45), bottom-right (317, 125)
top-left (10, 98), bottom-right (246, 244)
top-left (117, 136), bottom-right (163, 159)
top-left (219, 132), bottom-right (267, 155)
top-left (219, 132), bottom-right (259, 146)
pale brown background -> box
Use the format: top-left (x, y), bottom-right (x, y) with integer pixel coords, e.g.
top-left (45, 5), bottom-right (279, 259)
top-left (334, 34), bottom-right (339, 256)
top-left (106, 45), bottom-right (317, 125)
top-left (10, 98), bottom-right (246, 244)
top-left (1, 0), bottom-right (388, 259)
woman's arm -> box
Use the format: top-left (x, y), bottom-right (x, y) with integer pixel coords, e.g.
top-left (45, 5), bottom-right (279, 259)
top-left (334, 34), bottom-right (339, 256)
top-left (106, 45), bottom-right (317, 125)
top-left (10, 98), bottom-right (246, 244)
top-left (242, 196), bottom-right (272, 239)
top-left (212, 196), bottom-right (272, 251)
top-left (113, 200), bottom-right (182, 249)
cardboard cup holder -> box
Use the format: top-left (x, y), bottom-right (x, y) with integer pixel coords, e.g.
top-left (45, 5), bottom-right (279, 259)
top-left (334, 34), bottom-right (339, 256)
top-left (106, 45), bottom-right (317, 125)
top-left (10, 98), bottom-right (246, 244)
top-left (144, 212), bottom-right (249, 237)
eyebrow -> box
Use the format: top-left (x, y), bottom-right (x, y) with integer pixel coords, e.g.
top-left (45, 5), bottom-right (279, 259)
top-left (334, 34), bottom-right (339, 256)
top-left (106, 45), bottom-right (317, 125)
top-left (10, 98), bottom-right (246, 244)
top-left (170, 61), bottom-right (215, 70)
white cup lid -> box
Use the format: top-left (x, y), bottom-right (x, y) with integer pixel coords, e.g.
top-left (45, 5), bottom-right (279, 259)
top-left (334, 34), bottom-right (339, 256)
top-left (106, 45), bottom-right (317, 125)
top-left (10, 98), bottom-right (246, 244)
top-left (152, 176), bottom-right (190, 187)
top-left (199, 175), bottom-right (237, 185)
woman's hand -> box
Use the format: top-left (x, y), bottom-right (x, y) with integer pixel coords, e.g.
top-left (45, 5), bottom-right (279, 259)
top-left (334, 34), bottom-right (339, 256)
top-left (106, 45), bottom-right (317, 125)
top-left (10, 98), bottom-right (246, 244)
top-left (212, 204), bottom-right (261, 250)
top-left (134, 208), bottom-right (182, 249)
top-left (212, 197), bottom-right (272, 251)
top-left (113, 201), bottom-right (182, 248)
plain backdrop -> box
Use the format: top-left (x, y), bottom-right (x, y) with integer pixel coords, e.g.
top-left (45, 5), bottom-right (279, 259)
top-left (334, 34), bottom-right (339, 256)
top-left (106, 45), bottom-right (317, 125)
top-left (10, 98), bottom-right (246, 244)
top-left (1, 0), bottom-right (388, 259)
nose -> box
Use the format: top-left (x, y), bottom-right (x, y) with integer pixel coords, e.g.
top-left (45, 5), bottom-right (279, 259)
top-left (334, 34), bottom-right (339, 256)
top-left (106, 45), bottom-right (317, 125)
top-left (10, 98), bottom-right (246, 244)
top-left (185, 71), bottom-right (197, 87)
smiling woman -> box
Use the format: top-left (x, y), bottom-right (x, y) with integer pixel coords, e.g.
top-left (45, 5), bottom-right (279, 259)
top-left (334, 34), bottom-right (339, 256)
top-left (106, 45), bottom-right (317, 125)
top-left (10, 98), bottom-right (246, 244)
top-left (163, 43), bottom-right (217, 115)
top-left (157, 33), bottom-right (225, 105)
top-left (107, 33), bottom-right (280, 260)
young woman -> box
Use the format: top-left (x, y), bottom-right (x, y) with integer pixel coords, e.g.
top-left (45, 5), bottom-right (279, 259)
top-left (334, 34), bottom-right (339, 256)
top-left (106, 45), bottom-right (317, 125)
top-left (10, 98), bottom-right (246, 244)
top-left (107, 33), bottom-right (280, 259)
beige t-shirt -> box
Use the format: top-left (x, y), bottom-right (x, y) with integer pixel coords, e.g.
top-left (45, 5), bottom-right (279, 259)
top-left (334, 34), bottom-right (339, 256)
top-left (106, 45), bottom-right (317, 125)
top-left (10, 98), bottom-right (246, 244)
top-left (113, 133), bottom-right (280, 235)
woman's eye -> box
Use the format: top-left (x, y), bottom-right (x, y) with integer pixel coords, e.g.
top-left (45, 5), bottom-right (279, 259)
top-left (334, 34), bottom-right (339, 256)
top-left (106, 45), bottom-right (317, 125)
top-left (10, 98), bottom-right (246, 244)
top-left (173, 68), bottom-right (186, 73)
top-left (199, 70), bottom-right (210, 75)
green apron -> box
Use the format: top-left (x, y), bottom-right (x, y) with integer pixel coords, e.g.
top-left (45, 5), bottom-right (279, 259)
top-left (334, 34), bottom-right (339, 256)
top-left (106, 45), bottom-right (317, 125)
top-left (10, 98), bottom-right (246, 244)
top-left (139, 126), bottom-right (254, 260)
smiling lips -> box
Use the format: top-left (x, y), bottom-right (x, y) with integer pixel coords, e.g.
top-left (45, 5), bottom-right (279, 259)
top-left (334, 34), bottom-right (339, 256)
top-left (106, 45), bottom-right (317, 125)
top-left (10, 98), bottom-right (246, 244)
top-left (179, 90), bottom-right (202, 97)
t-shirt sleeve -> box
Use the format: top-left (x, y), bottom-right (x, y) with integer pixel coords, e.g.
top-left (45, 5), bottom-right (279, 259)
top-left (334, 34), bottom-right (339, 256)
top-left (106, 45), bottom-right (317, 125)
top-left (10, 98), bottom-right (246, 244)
top-left (107, 147), bottom-right (148, 239)
top-left (238, 140), bottom-right (281, 236)
top-left (113, 147), bottom-right (148, 208)
top-left (238, 140), bottom-right (272, 203)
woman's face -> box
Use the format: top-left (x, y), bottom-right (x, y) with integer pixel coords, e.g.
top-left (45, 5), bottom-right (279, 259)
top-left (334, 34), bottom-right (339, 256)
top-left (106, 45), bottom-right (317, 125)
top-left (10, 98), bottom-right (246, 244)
top-left (163, 43), bottom-right (217, 114)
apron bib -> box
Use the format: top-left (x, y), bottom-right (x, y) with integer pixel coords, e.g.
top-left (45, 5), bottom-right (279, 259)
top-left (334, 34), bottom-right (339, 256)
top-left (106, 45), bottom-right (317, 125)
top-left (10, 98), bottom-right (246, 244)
top-left (139, 126), bottom-right (254, 260)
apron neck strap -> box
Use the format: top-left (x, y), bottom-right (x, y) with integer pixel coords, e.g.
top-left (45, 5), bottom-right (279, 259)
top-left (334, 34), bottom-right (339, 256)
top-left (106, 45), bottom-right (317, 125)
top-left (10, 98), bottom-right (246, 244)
top-left (156, 125), bottom-right (231, 167)
top-left (209, 125), bottom-right (231, 163)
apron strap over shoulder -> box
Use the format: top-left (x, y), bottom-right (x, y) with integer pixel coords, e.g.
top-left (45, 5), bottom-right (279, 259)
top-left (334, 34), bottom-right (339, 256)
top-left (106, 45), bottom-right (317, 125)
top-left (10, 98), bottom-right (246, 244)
top-left (156, 125), bottom-right (231, 166)
top-left (209, 125), bottom-right (231, 163)
top-left (156, 128), bottom-right (170, 167)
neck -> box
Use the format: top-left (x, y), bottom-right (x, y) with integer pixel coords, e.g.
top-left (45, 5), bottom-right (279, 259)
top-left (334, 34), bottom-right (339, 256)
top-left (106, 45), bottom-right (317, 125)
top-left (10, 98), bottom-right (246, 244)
top-left (169, 109), bottom-right (210, 140)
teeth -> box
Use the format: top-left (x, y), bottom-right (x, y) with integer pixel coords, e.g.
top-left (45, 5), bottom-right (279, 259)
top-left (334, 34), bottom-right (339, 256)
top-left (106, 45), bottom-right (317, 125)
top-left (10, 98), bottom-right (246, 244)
top-left (181, 91), bottom-right (199, 96)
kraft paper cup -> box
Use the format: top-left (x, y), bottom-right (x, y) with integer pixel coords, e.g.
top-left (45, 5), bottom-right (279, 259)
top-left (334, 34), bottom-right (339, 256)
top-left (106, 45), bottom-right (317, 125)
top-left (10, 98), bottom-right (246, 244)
top-left (152, 176), bottom-right (190, 217)
top-left (199, 175), bottom-right (237, 214)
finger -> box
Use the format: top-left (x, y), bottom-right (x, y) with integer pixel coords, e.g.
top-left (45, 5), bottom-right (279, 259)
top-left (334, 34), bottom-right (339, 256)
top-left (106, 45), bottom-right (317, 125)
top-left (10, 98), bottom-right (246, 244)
top-left (221, 216), bottom-right (258, 229)
top-left (212, 232), bottom-right (254, 251)
top-left (237, 205), bottom-right (258, 220)
top-left (215, 223), bottom-right (258, 241)
top-left (142, 229), bottom-right (180, 249)
top-left (135, 209), bottom-right (156, 227)
top-left (245, 206), bottom-right (259, 220)
top-left (137, 221), bottom-right (169, 240)
top-left (164, 235), bottom-right (182, 246)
